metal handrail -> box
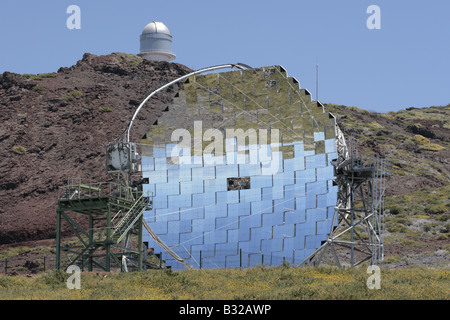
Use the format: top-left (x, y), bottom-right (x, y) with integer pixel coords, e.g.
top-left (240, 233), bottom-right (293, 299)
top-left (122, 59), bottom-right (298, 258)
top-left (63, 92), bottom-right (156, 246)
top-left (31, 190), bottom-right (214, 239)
top-left (58, 180), bottom-right (145, 203)
top-left (111, 193), bottom-right (150, 243)
top-left (112, 194), bottom-right (145, 233)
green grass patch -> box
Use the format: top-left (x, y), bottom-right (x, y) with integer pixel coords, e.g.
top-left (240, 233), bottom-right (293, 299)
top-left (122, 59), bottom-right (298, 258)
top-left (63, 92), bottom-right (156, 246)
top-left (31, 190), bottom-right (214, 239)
top-left (22, 73), bottom-right (57, 81)
top-left (413, 135), bottom-right (430, 144)
top-left (385, 186), bottom-right (450, 217)
top-left (32, 86), bottom-right (46, 92)
top-left (12, 145), bottom-right (27, 155)
top-left (98, 106), bottom-right (113, 113)
top-left (420, 143), bottom-right (446, 152)
top-left (68, 90), bottom-right (83, 98)
top-left (117, 52), bottom-right (143, 67)
top-left (0, 246), bottom-right (32, 260)
top-left (64, 90), bottom-right (83, 102)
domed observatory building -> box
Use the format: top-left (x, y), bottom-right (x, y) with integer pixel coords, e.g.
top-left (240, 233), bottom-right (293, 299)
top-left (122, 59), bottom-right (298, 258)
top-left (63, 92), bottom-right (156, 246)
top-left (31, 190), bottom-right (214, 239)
top-left (138, 21), bottom-right (176, 61)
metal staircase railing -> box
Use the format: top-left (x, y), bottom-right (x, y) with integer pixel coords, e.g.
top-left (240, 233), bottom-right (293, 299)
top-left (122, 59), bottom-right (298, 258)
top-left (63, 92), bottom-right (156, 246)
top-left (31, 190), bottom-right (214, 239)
top-left (111, 193), bottom-right (149, 243)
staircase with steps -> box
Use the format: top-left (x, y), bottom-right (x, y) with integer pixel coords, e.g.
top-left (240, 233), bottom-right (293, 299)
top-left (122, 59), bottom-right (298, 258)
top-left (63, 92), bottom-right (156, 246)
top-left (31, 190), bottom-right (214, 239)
top-left (111, 194), bottom-right (150, 243)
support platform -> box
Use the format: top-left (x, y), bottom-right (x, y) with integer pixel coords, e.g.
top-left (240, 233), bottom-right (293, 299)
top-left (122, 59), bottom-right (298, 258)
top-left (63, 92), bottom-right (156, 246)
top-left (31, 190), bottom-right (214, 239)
top-left (56, 179), bottom-right (152, 272)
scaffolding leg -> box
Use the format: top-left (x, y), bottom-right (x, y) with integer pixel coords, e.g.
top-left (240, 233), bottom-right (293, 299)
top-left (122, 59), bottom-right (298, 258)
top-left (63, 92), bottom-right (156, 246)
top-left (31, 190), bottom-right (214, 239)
top-left (56, 209), bottom-right (61, 270)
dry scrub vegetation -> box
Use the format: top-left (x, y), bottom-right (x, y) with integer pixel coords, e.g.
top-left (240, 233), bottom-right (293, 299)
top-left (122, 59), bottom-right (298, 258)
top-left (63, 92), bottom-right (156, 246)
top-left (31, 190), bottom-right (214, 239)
top-left (0, 265), bottom-right (448, 300)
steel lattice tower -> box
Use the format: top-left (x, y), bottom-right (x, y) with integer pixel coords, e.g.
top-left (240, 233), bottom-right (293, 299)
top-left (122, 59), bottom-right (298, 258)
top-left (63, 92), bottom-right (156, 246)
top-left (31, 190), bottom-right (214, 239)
top-left (300, 134), bottom-right (390, 268)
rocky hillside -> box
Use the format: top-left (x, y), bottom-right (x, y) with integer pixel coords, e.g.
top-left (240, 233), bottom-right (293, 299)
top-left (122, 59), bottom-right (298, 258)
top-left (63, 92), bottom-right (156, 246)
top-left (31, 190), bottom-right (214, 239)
top-left (324, 103), bottom-right (450, 267)
top-left (0, 53), bottom-right (191, 244)
top-left (0, 53), bottom-right (448, 270)
top-left (324, 103), bottom-right (450, 196)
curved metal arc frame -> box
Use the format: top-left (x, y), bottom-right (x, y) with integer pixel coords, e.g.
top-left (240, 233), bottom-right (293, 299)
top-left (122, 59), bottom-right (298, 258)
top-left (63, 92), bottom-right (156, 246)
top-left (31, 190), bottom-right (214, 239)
top-left (125, 63), bottom-right (250, 143)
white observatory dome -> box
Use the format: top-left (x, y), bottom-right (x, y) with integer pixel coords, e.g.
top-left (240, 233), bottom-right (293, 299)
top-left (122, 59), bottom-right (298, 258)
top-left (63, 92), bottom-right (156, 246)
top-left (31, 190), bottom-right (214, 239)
top-left (142, 21), bottom-right (171, 35)
top-left (138, 21), bottom-right (176, 62)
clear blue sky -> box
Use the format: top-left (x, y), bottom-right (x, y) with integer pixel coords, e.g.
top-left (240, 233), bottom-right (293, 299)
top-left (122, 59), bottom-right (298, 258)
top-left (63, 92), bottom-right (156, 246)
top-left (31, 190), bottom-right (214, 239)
top-left (0, 0), bottom-right (449, 113)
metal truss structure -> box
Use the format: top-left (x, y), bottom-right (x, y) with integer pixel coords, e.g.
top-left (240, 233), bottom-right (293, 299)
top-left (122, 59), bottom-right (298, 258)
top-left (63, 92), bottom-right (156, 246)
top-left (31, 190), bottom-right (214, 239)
top-left (56, 178), bottom-right (151, 272)
top-left (300, 133), bottom-right (390, 267)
